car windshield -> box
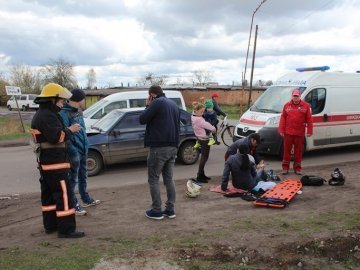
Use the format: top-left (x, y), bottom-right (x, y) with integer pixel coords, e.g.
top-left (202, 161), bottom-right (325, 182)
top-left (91, 110), bottom-right (125, 132)
top-left (251, 86), bottom-right (306, 113)
top-left (83, 99), bottom-right (108, 118)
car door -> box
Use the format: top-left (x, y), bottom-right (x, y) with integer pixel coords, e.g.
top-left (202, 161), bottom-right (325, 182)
top-left (304, 88), bottom-right (329, 148)
top-left (179, 109), bottom-right (191, 139)
top-left (107, 112), bottom-right (147, 163)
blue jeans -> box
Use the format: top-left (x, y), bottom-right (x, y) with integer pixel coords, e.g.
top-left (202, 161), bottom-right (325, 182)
top-left (147, 146), bottom-right (177, 213)
top-left (68, 152), bottom-right (93, 206)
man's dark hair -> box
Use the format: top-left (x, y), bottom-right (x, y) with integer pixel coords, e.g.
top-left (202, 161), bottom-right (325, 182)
top-left (238, 144), bottom-right (249, 154)
top-left (148, 85), bottom-right (163, 96)
top-left (249, 133), bottom-right (261, 144)
top-left (238, 144), bottom-right (250, 170)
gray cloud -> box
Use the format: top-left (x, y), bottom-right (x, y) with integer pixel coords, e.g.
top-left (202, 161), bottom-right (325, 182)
top-left (0, 0), bottom-right (358, 86)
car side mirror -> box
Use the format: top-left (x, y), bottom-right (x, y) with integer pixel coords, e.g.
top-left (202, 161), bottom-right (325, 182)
top-left (111, 130), bottom-right (121, 137)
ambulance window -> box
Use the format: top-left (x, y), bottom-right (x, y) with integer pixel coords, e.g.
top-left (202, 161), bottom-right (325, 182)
top-left (305, 88), bottom-right (326, 115)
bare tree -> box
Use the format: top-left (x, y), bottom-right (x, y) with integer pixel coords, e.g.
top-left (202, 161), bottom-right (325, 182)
top-left (0, 73), bottom-right (10, 105)
top-left (86, 68), bottom-right (97, 89)
top-left (265, 80), bottom-right (273, 86)
top-left (9, 65), bottom-right (42, 94)
top-left (192, 70), bottom-right (214, 86)
top-left (137, 72), bottom-right (168, 86)
top-left (41, 57), bottom-right (77, 89)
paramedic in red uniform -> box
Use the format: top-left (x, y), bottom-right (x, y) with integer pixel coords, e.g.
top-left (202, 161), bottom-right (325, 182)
top-left (278, 89), bottom-right (313, 175)
top-left (31, 83), bottom-right (85, 238)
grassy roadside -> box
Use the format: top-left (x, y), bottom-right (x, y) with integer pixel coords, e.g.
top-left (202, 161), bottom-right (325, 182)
top-left (1, 207), bottom-right (359, 270)
top-left (0, 116), bottom-right (31, 141)
top-left (186, 104), bottom-right (247, 120)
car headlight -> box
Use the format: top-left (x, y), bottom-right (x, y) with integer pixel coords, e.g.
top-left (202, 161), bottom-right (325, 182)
top-left (265, 116), bottom-right (280, 127)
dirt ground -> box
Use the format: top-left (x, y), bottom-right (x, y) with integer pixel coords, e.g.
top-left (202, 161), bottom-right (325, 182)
top-left (1, 161), bottom-right (360, 270)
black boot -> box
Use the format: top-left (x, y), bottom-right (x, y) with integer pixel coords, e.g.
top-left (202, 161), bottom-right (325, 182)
top-left (196, 172), bottom-right (208, 183)
top-left (203, 174), bottom-right (211, 180)
top-left (58, 230), bottom-right (85, 238)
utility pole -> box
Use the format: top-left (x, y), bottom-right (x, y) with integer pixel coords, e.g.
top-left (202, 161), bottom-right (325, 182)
top-left (247, 25), bottom-right (258, 108)
top-left (241, 0), bottom-right (268, 114)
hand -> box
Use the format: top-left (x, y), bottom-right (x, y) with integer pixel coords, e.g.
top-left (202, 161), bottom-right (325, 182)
top-left (69, 123), bottom-right (81, 133)
top-left (306, 133), bottom-right (312, 137)
top-left (145, 95), bottom-right (153, 106)
top-left (280, 133), bottom-right (284, 137)
top-left (257, 160), bottom-right (265, 169)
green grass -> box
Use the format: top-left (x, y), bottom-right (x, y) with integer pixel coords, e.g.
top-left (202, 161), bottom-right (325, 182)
top-left (0, 244), bottom-right (101, 270)
top-left (0, 115), bottom-right (30, 141)
top-left (220, 104), bottom-right (248, 119)
top-left (186, 104), bottom-right (248, 119)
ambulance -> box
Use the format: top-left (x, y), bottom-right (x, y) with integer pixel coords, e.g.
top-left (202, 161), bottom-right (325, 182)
top-left (234, 66), bottom-right (360, 157)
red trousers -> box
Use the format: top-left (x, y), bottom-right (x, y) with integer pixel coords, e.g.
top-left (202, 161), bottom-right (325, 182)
top-left (282, 134), bottom-right (304, 172)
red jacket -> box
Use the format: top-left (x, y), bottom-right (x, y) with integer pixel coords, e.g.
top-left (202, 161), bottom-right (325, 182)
top-left (279, 100), bottom-right (313, 136)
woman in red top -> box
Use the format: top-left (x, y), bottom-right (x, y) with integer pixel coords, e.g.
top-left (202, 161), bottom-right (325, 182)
top-left (278, 89), bottom-right (313, 175)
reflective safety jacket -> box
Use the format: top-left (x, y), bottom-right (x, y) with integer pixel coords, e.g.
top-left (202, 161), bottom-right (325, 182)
top-left (279, 100), bottom-right (313, 137)
top-left (31, 103), bottom-right (73, 173)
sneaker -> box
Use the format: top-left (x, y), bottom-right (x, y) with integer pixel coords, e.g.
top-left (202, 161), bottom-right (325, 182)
top-left (145, 209), bottom-right (164, 220)
top-left (215, 141), bottom-right (221, 145)
top-left (281, 170), bottom-right (289, 175)
top-left (75, 205), bottom-right (87, 216)
top-left (295, 170), bottom-right (302, 175)
top-left (208, 138), bottom-right (216, 146)
top-left (82, 199), bottom-right (101, 208)
top-left (193, 141), bottom-right (201, 149)
top-left (162, 210), bottom-right (176, 219)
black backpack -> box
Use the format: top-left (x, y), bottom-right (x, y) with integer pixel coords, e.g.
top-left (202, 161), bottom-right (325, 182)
top-left (300, 175), bottom-right (327, 186)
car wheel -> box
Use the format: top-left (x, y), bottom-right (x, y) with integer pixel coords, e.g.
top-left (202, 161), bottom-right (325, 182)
top-left (7, 105), bottom-right (12, 111)
top-left (87, 151), bottom-right (103, 176)
top-left (178, 141), bottom-right (199, 165)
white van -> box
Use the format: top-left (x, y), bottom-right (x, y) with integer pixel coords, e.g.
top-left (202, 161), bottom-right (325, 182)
top-left (234, 66), bottom-right (360, 157)
top-left (7, 94), bottom-right (39, 111)
top-left (83, 90), bottom-right (186, 129)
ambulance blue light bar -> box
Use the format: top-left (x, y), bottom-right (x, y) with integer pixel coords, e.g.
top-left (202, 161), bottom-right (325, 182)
top-left (296, 66), bottom-right (330, 72)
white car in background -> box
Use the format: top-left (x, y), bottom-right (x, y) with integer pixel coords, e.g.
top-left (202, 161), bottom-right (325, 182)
top-left (83, 90), bottom-right (186, 130)
top-left (7, 94), bottom-right (39, 111)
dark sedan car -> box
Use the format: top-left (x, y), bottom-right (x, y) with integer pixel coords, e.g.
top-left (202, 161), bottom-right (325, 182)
top-left (86, 108), bottom-right (199, 176)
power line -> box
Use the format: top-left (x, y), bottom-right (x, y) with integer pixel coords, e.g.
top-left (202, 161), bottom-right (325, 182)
top-left (273, 0), bottom-right (335, 36)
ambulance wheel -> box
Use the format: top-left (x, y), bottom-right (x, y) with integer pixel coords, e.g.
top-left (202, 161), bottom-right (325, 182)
top-left (87, 150), bottom-right (103, 177)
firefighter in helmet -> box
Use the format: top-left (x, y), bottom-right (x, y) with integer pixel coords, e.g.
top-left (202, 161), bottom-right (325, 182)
top-left (31, 83), bottom-right (85, 238)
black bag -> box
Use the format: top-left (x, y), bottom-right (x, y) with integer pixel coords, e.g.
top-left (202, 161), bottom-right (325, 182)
top-left (300, 175), bottom-right (327, 186)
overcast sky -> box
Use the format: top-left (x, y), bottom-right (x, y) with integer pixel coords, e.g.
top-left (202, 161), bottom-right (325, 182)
top-left (0, 0), bottom-right (359, 87)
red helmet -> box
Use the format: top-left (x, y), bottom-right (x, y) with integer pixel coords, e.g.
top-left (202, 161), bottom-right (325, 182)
top-left (211, 93), bottom-right (219, 98)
